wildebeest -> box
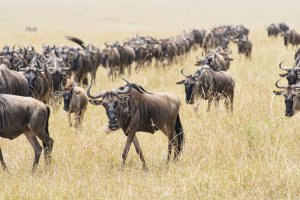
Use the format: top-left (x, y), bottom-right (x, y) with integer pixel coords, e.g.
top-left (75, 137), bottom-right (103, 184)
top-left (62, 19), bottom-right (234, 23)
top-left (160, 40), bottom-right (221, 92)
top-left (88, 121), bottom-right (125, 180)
top-left (113, 43), bottom-right (136, 75)
top-left (66, 36), bottom-right (102, 85)
top-left (0, 94), bottom-right (53, 173)
top-left (195, 47), bottom-right (233, 71)
top-left (273, 79), bottom-right (300, 117)
top-left (283, 30), bottom-right (300, 48)
top-left (87, 79), bottom-right (184, 169)
top-left (266, 24), bottom-right (280, 37)
top-left (176, 67), bottom-right (235, 112)
top-left (233, 36), bottom-right (252, 60)
top-left (102, 44), bottom-right (121, 81)
top-left (19, 56), bottom-right (52, 104)
top-left (46, 50), bottom-right (70, 108)
top-left (203, 31), bottom-right (230, 53)
top-left (63, 81), bottom-right (88, 129)
top-left (0, 64), bottom-right (30, 96)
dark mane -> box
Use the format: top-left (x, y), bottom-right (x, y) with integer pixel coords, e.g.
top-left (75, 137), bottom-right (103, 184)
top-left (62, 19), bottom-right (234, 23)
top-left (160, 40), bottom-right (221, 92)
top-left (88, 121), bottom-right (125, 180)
top-left (119, 83), bottom-right (153, 94)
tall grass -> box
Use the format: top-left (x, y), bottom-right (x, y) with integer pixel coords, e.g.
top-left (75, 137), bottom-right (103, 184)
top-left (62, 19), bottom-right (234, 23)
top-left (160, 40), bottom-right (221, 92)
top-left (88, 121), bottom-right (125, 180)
top-left (0, 28), bottom-right (300, 199)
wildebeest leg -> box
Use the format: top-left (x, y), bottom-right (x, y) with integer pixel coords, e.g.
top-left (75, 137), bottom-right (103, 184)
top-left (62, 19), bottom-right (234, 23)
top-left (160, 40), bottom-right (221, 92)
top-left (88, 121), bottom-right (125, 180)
top-left (82, 74), bottom-right (88, 86)
top-left (194, 96), bottom-right (200, 112)
top-left (121, 132), bottom-right (136, 167)
top-left (68, 112), bottom-right (72, 127)
top-left (132, 136), bottom-right (148, 170)
top-left (38, 134), bottom-right (54, 166)
top-left (26, 136), bottom-right (42, 173)
top-left (160, 125), bottom-right (173, 163)
top-left (74, 113), bottom-right (80, 129)
top-left (127, 65), bottom-right (132, 75)
top-left (230, 93), bottom-right (234, 113)
top-left (135, 62), bottom-right (141, 72)
top-left (0, 147), bottom-right (7, 171)
top-left (106, 65), bottom-right (112, 81)
top-left (207, 98), bottom-right (213, 112)
top-left (214, 96), bottom-right (220, 109)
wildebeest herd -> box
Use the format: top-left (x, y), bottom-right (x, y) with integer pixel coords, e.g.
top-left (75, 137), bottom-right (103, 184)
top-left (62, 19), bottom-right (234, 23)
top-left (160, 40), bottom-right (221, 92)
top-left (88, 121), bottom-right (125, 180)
top-left (0, 23), bottom-right (298, 173)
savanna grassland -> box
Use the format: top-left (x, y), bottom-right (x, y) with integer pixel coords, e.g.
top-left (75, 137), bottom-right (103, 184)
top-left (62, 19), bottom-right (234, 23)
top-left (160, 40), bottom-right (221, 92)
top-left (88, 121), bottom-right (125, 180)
top-left (1, 0), bottom-right (300, 199)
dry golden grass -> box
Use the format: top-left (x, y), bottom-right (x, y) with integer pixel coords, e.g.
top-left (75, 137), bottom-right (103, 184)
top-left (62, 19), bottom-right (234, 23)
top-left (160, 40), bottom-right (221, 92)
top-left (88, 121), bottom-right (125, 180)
top-left (1, 0), bottom-right (300, 199)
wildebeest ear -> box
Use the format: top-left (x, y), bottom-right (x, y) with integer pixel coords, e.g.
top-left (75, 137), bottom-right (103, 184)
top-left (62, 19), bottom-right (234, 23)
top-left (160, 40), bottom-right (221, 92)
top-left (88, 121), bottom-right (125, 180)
top-left (279, 73), bottom-right (288, 77)
top-left (273, 91), bottom-right (284, 95)
top-left (176, 80), bottom-right (185, 84)
top-left (89, 99), bottom-right (102, 105)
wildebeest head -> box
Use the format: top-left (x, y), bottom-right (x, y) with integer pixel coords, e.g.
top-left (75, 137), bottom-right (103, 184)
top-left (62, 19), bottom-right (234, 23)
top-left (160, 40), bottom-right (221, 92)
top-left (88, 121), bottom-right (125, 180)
top-left (87, 79), bottom-right (132, 130)
top-left (47, 51), bottom-right (69, 92)
top-left (176, 69), bottom-right (201, 104)
top-left (273, 79), bottom-right (300, 117)
top-left (278, 61), bottom-right (300, 85)
top-left (19, 56), bottom-right (45, 90)
top-left (63, 83), bottom-right (75, 111)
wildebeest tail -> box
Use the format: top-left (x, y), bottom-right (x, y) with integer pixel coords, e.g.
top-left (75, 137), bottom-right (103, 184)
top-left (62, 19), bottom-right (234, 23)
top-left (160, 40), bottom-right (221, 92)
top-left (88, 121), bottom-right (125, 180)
top-left (175, 114), bottom-right (184, 155)
top-left (66, 36), bottom-right (86, 49)
top-left (46, 106), bottom-right (51, 136)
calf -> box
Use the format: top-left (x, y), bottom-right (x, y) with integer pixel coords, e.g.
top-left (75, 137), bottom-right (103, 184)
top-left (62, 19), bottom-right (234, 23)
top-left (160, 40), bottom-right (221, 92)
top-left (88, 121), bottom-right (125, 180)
top-left (63, 82), bottom-right (88, 129)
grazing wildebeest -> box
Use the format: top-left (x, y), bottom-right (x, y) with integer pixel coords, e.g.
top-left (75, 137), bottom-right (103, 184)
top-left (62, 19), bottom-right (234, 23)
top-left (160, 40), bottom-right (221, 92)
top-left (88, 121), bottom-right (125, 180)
top-left (63, 81), bottom-right (88, 129)
top-left (176, 67), bottom-right (235, 112)
top-left (273, 79), bottom-right (300, 117)
top-left (87, 79), bottom-right (184, 169)
top-left (0, 64), bottom-right (30, 96)
top-left (0, 94), bottom-right (53, 173)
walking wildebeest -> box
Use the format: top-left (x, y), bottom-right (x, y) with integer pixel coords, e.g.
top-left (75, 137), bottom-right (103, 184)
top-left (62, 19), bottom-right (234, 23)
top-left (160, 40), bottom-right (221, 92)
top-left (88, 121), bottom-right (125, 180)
top-left (273, 79), bottom-right (300, 117)
top-left (66, 36), bottom-right (102, 85)
top-left (176, 67), bottom-right (235, 112)
top-left (0, 94), bottom-right (53, 173)
top-left (63, 81), bottom-right (88, 129)
top-left (87, 79), bottom-right (184, 169)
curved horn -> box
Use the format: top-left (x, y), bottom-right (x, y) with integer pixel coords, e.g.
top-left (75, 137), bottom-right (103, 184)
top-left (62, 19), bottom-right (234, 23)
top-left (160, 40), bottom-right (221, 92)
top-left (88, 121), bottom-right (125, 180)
top-left (279, 61), bottom-right (290, 71)
top-left (181, 68), bottom-right (188, 77)
top-left (111, 83), bottom-right (132, 94)
top-left (275, 79), bottom-right (287, 89)
top-left (202, 51), bottom-right (206, 56)
top-left (122, 78), bottom-right (131, 85)
top-left (87, 82), bottom-right (107, 99)
top-left (196, 55), bottom-right (201, 60)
